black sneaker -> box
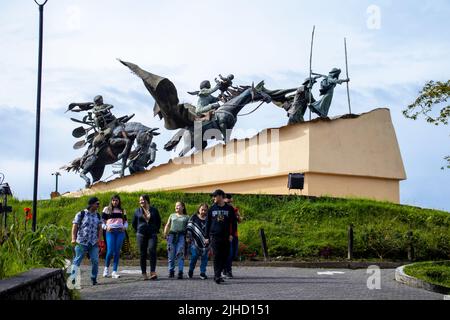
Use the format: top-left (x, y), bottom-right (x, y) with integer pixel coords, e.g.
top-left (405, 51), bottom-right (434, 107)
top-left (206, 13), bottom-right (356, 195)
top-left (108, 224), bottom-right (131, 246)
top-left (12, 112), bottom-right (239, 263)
top-left (188, 270), bottom-right (193, 278)
top-left (219, 277), bottom-right (225, 283)
top-left (169, 271), bottom-right (175, 278)
top-left (214, 277), bottom-right (221, 284)
top-left (177, 272), bottom-right (183, 279)
top-left (91, 278), bottom-right (98, 286)
top-left (200, 273), bottom-right (207, 280)
top-left (225, 271), bottom-right (233, 278)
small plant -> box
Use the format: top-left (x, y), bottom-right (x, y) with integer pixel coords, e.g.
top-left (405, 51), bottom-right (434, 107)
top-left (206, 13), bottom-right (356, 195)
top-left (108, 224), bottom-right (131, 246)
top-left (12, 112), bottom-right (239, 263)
top-left (360, 224), bottom-right (406, 260)
top-left (319, 246), bottom-right (333, 259)
top-left (0, 223), bottom-right (72, 279)
top-left (23, 207), bottom-right (32, 230)
top-left (238, 242), bottom-right (258, 261)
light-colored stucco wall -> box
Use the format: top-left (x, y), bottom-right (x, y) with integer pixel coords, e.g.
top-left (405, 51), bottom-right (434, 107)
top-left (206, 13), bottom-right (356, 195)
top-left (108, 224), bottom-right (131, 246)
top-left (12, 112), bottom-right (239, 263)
top-left (65, 108), bottom-right (406, 203)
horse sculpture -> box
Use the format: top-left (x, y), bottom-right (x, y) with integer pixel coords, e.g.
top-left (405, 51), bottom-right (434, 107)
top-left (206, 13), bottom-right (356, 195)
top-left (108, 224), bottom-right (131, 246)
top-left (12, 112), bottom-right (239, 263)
top-left (62, 122), bottom-right (159, 188)
top-left (119, 60), bottom-right (273, 156)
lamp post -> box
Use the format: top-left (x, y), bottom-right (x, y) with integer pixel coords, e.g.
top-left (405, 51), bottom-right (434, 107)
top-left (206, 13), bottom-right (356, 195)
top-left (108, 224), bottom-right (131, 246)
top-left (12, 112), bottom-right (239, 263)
top-left (0, 173), bottom-right (13, 230)
top-left (52, 172), bottom-right (61, 193)
top-left (32, 0), bottom-right (48, 232)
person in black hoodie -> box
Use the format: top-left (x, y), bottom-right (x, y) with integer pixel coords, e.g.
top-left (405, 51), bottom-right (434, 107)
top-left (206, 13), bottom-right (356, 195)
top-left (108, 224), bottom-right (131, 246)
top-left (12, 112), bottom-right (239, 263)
top-left (205, 189), bottom-right (237, 284)
top-left (132, 194), bottom-right (161, 280)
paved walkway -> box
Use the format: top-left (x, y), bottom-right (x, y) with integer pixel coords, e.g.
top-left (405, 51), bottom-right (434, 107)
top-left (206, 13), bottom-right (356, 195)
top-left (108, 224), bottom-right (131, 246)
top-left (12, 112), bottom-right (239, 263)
top-left (76, 266), bottom-right (445, 300)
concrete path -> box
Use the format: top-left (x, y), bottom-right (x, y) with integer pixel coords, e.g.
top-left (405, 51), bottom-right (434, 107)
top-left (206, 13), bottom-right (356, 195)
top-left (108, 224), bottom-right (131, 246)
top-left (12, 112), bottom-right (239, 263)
top-left (77, 266), bottom-right (445, 300)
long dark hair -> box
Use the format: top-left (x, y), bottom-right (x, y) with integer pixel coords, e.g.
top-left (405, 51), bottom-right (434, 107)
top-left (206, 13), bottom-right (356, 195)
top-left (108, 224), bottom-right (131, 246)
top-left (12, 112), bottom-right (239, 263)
top-left (140, 194), bottom-right (150, 206)
top-left (176, 201), bottom-right (187, 215)
top-left (107, 194), bottom-right (123, 214)
top-left (196, 203), bottom-right (208, 215)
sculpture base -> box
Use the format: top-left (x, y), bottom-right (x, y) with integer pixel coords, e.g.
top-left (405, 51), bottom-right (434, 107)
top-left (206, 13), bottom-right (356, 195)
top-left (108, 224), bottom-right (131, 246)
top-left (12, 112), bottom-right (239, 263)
top-left (65, 108), bottom-right (406, 203)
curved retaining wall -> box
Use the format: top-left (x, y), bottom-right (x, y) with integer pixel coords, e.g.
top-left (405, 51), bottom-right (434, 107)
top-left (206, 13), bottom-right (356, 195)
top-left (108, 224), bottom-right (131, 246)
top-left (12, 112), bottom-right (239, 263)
top-left (0, 268), bottom-right (71, 300)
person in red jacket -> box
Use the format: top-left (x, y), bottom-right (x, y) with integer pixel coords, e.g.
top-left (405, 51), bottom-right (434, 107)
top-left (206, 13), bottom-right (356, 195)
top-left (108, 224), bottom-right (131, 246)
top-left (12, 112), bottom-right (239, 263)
top-left (223, 194), bottom-right (242, 278)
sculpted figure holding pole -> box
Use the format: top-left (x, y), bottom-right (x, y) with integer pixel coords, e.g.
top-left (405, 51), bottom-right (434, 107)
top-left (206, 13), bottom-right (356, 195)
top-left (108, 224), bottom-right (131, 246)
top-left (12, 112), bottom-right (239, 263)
top-left (309, 68), bottom-right (350, 118)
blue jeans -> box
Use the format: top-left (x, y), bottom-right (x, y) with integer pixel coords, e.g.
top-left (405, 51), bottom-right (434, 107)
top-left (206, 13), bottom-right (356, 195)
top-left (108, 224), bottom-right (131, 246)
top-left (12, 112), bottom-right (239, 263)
top-left (189, 245), bottom-right (209, 274)
top-left (105, 230), bottom-right (125, 272)
top-left (225, 236), bottom-right (239, 273)
top-left (71, 243), bottom-right (99, 280)
top-left (167, 233), bottom-right (185, 273)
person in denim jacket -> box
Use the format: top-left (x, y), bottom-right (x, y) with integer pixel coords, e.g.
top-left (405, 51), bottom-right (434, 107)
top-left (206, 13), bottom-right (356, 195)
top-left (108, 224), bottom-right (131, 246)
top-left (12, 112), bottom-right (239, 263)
top-left (164, 202), bottom-right (189, 279)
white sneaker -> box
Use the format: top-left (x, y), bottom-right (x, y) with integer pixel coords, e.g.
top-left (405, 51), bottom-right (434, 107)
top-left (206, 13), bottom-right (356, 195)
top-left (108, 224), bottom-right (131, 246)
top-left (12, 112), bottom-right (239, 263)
top-left (103, 267), bottom-right (109, 278)
top-left (111, 271), bottom-right (120, 279)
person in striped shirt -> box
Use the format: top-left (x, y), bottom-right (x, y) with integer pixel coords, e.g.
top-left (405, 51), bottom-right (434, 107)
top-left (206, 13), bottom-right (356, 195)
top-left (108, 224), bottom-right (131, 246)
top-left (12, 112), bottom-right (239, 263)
top-left (101, 194), bottom-right (128, 279)
top-left (186, 203), bottom-right (210, 280)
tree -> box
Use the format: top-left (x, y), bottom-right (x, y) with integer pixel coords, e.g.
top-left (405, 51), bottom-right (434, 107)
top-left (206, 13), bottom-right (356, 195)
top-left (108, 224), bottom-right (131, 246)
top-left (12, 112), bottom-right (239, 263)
top-left (403, 80), bottom-right (450, 169)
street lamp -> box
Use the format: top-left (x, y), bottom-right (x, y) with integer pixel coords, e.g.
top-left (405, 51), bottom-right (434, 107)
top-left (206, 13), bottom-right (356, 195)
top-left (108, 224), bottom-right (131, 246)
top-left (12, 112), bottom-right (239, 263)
top-left (32, 0), bottom-right (49, 232)
top-left (52, 172), bottom-right (61, 197)
top-left (0, 173), bottom-right (13, 230)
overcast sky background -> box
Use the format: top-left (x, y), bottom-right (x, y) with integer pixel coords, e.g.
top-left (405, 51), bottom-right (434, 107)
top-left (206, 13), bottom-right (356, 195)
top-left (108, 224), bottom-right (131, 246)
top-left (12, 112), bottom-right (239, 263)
top-left (0, 0), bottom-right (449, 211)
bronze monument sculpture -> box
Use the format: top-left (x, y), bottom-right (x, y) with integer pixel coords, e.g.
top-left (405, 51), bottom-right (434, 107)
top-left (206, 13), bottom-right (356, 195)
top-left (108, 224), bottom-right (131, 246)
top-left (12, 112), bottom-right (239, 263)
top-left (118, 60), bottom-right (273, 157)
top-left (62, 96), bottom-right (160, 187)
top-left (62, 31), bottom-right (352, 188)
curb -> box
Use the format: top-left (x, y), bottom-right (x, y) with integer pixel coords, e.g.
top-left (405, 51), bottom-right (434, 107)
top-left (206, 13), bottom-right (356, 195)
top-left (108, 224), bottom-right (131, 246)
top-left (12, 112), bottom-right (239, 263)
top-left (91, 258), bottom-right (405, 269)
top-left (395, 265), bottom-right (450, 295)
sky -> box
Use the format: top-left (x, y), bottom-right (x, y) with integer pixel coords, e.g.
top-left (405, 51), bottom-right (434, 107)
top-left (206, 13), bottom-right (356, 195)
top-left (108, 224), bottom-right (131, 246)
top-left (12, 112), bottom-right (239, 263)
top-left (0, 0), bottom-right (449, 211)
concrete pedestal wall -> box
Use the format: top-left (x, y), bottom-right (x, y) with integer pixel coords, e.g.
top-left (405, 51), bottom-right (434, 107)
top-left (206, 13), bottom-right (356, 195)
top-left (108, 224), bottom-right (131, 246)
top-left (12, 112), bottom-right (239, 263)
top-left (65, 108), bottom-right (406, 203)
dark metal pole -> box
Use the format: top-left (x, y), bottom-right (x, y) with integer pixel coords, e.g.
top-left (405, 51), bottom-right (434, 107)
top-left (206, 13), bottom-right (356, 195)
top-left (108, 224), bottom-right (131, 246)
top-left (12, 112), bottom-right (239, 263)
top-left (3, 195), bottom-right (7, 229)
top-left (344, 38), bottom-right (352, 115)
top-left (347, 224), bottom-right (354, 260)
top-left (52, 172), bottom-right (60, 193)
top-left (407, 230), bottom-right (414, 262)
top-left (32, 0), bottom-right (48, 232)
top-left (308, 26), bottom-right (315, 122)
top-left (259, 228), bottom-right (269, 261)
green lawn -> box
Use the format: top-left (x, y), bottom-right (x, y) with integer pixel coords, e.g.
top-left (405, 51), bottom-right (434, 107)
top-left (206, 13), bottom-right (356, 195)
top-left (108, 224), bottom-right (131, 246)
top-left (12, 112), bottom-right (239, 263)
top-left (5, 191), bottom-right (450, 263)
top-left (404, 261), bottom-right (450, 289)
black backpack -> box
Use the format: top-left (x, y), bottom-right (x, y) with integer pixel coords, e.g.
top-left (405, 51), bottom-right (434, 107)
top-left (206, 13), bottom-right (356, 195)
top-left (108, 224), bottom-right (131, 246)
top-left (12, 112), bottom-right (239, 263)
top-left (77, 209), bottom-right (101, 224)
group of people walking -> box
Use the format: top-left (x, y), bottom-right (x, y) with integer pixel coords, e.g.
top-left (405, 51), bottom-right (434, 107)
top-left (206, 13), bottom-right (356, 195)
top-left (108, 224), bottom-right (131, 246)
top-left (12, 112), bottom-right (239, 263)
top-left (70, 189), bottom-right (241, 285)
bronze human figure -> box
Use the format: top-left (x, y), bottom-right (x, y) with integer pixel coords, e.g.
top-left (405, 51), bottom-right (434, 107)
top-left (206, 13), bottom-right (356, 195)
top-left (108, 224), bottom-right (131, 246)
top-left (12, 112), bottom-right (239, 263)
top-left (119, 60), bottom-right (272, 156)
top-left (309, 68), bottom-right (350, 118)
top-left (63, 97), bottom-right (160, 187)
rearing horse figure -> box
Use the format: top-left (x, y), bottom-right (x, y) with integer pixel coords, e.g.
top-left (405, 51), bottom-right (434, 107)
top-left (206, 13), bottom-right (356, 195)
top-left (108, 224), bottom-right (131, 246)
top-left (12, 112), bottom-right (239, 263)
top-left (168, 85), bottom-right (272, 156)
top-left (119, 60), bottom-right (271, 156)
top-left (62, 122), bottom-right (159, 187)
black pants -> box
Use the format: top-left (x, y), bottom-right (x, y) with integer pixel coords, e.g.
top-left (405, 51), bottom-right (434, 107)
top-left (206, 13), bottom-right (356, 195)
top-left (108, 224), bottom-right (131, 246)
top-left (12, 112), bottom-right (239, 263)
top-left (211, 236), bottom-right (230, 280)
top-left (136, 233), bottom-right (158, 274)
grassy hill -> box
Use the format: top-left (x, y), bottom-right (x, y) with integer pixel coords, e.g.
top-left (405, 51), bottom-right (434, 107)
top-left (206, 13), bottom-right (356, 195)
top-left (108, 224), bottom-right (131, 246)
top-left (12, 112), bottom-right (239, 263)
top-left (6, 192), bottom-right (450, 261)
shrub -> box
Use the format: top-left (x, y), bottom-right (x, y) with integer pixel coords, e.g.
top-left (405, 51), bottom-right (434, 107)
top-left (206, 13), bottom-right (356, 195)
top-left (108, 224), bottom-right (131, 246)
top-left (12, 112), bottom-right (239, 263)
top-left (0, 223), bottom-right (72, 279)
top-left (360, 224), bottom-right (407, 260)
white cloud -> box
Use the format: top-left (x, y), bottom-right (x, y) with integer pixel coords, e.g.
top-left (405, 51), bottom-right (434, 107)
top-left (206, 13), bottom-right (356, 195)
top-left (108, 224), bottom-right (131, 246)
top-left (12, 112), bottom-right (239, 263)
top-left (0, 0), bottom-right (449, 211)
top-left (66, 5), bottom-right (81, 31)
